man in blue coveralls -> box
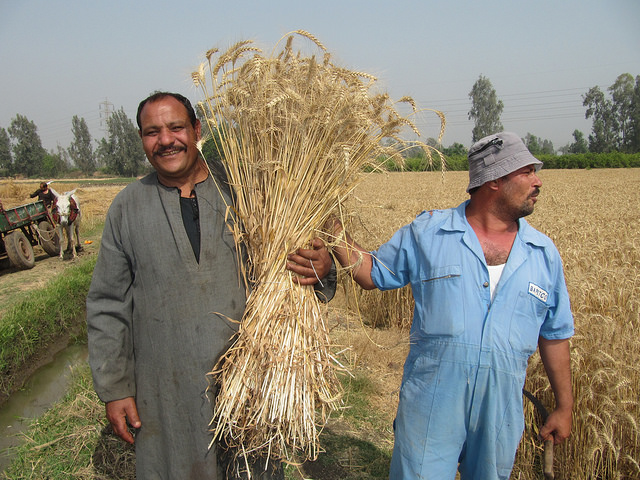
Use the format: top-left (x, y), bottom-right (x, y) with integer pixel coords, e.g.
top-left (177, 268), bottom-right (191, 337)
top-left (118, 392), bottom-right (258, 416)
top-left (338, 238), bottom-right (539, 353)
top-left (329, 131), bottom-right (574, 479)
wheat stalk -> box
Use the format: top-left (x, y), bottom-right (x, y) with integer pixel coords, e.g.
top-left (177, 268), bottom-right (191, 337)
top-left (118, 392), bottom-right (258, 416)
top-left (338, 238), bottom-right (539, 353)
top-left (193, 31), bottom-right (444, 469)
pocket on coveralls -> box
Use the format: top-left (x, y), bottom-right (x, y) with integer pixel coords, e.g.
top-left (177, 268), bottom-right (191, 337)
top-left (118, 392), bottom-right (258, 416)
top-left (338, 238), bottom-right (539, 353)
top-left (416, 265), bottom-right (464, 336)
top-left (508, 290), bottom-right (549, 355)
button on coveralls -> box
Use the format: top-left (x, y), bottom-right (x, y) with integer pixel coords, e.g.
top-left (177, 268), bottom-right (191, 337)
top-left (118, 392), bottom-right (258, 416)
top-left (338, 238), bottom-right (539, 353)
top-left (371, 202), bottom-right (573, 480)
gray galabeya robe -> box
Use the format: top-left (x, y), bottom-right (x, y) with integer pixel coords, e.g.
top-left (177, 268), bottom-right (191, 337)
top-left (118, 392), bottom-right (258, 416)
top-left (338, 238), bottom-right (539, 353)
top-left (87, 172), bottom-right (245, 479)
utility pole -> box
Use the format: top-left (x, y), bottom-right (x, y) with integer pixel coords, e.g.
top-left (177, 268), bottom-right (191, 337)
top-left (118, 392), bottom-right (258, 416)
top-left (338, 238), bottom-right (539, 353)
top-left (99, 98), bottom-right (114, 139)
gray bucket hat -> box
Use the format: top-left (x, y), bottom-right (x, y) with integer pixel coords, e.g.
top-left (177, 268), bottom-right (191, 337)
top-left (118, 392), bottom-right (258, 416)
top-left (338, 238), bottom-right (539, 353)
top-left (466, 132), bottom-right (542, 192)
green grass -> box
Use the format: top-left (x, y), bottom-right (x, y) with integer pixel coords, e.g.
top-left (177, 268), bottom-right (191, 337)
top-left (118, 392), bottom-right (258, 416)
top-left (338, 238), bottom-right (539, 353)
top-left (0, 364), bottom-right (135, 480)
top-left (0, 256), bottom-right (96, 395)
top-left (307, 432), bottom-right (391, 478)
top-left (81, 218), bottom-right (107, 238)
top-left (339, 374), bottom-right (377, 426)
top-left (284, 372), bottom-right (393, 479)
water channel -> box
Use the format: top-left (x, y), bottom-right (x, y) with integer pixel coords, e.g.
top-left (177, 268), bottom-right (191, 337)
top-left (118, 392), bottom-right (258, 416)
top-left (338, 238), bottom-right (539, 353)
top-left (0, 343), bottom-right (88, 472)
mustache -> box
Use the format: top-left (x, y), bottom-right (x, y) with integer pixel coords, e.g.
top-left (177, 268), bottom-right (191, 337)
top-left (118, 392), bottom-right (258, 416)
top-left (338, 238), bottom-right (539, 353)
top-left (156, 145), bottom-right (186, 155)
top-left (530, 187), bottom-right (541, 197)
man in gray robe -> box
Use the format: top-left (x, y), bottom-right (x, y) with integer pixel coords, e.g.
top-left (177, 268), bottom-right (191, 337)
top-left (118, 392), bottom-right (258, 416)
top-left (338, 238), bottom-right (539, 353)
top-left (87, 91), bottom-right (334, 479)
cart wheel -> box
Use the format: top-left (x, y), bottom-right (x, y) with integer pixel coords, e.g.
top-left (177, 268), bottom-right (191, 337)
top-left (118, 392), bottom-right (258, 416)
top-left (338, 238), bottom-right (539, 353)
top-left (5, 231), bottom-right (36, 269)
top-left (38, 221), bottom-right (60, 257)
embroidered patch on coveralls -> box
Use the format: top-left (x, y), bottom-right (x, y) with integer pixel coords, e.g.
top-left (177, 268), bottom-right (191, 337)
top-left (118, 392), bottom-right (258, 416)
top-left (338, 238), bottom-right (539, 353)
top-left (528, 282), bottom-right (548, 303)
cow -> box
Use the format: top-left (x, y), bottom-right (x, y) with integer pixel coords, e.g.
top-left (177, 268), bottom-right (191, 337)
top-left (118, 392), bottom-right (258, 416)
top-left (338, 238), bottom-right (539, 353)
top-left (51, 188), bottom-right (82, 260)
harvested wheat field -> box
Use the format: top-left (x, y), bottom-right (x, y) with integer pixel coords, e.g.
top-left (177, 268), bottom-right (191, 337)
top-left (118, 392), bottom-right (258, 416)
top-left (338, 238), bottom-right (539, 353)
top-left (2, 169), bottom-right (639, 479)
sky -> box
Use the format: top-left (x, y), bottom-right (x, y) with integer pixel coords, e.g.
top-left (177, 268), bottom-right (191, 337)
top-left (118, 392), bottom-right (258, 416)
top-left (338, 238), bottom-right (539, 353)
top-left (1, 0), bottom-right (639, 153)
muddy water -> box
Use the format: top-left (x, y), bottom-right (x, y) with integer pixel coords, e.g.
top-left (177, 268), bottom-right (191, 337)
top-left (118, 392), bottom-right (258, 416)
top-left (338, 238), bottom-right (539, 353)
top-left (0, 344), bottom-right (88, 472)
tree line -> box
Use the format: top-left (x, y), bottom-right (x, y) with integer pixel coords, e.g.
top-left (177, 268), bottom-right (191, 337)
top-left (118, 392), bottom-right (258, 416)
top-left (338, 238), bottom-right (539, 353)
top-left (0, 108), bottom-right (147, 178)
top-left (467, 72), bottom-right (640, 155)
top-left (1, 72), bottom-right (639, 178)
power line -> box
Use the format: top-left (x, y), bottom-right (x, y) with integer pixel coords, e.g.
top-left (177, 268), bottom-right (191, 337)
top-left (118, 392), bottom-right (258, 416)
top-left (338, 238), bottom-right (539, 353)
top-left (99, 98), bottom-right (114, 139)
top-left (403, 85), bottom-right (601, 144)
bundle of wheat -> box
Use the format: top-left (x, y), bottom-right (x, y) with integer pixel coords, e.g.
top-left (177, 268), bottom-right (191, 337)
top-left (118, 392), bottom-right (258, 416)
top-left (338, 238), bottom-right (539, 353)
top-left (192, 31), bottom-right (444, 467)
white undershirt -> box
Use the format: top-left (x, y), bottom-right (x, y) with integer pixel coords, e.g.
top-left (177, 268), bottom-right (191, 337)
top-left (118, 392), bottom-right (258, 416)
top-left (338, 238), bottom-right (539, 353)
top-left (487, 263), bottom-right (506, 301)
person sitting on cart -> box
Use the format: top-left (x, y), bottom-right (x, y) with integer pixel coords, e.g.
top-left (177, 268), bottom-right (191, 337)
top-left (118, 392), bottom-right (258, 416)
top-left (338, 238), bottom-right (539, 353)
top-left (30, 182), bottom-right (55, 209)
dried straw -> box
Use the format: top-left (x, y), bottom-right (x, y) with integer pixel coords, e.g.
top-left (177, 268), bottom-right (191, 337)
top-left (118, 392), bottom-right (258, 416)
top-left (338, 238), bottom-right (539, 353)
top-left (193, 30), bottom-right (444, 467)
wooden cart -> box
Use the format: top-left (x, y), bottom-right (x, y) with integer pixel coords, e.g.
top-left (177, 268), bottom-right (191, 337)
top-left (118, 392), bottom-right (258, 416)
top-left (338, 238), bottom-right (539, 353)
top-left (0, 200), bottom-right (60, 269)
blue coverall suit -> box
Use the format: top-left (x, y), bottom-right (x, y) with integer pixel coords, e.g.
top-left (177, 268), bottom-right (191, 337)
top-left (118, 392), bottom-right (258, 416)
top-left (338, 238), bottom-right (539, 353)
top-left (370, 201), bottom-right (574, 480)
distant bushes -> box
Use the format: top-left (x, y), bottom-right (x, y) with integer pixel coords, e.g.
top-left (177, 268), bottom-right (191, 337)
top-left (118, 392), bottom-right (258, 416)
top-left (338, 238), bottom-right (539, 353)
top-left (536, 152), bottom-right (640, 169)
top-left (379, 154), bottom-right (468, 172)
top-left (395, 152), bottom-right (640, 172)
top-left (441, 155), bottom-right (468, 171)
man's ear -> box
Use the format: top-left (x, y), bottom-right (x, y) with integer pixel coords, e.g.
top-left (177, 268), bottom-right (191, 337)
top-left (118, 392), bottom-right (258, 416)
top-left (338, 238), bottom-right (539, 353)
top-left (488, 178), bottom-right (501, 191)
top-left (195, 119), bottom-right (202, 141)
